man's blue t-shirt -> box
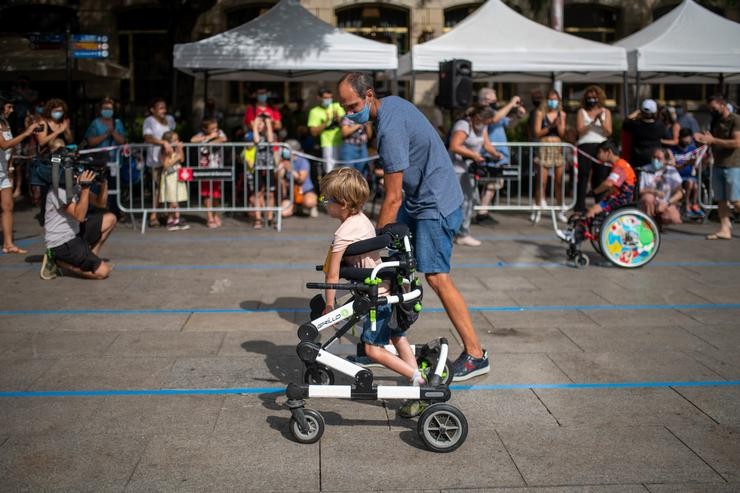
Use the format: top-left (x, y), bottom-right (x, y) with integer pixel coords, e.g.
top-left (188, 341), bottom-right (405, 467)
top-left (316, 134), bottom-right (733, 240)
top-left (375, 96), bottom-right (463, 219)
top-left (85, 117), bottom-right (126, 162)
top-left (486, 117), bottom-right (510, 164)
top-left (292, 156), bottom-right (314, 193)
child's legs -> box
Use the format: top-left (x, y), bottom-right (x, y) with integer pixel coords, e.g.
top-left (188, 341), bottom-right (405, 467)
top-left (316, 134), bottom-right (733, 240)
top-left (169, 202), bottom-right (179, 220)
top-left (204, 196), bottom-right (215, 221)
top-left (362, 305), bottom-right (417, 380)
top-left (390, 335), bottom-right (417, 370)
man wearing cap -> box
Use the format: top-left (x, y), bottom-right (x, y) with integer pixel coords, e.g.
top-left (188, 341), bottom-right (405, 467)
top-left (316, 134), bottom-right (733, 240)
top-left (623, 99), bottom-right (667, 169)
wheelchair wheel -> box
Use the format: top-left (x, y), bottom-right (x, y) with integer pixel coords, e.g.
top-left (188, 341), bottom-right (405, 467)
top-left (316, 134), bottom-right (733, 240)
top-left (599, 208), bottom-right (660, 268)
top-left (417, 403), bottom-right (468, 453)
top-left (574, 253), bottom-right (590, 268)
top-left (418, 357), bottom-right (453, 386)
top-left (303, 365), bottom-right (334, 385)
top-left (289, 408), bottom-right (324, 444)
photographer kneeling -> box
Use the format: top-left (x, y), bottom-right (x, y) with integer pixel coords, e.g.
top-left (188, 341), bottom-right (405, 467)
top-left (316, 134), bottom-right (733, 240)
top-left (41, 166), bottom-right (116, 280)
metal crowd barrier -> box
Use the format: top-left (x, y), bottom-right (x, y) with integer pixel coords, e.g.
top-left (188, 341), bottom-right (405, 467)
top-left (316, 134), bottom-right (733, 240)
top-left (686, 145), bottom-right (716, 211)
top-left (115, 142), bottom-right (293, 233)
top-left (474, 142), bottom-right (579, 226)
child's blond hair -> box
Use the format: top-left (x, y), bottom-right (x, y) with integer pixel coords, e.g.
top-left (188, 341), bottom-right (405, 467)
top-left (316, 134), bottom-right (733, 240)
top-left (319, 167), bottom-right (369, 215)
top-left (162, 131), bottom-right (178, 143)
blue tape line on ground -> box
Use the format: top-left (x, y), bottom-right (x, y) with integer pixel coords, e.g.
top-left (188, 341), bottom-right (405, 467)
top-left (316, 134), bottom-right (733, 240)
top-left (1, 303), bottom-right (739, 317)
top-left (2, 380), bottom-right (739, 398)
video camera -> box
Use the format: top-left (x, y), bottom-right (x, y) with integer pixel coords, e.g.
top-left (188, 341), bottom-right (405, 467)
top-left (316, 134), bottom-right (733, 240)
top-left (50, 146), bottom-right (108, 185)
top-left (467, 160), bottom-right (520, 181)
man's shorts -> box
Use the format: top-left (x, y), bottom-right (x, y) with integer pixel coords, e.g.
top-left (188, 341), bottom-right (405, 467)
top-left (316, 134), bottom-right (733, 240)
top-left (712, 166), bottom-right (740, 202)
top-left (397, 207), bottom-right (462, 274)
top-left (361, 304), bottom-right (405, 347)
top-left (51, 213), bottom-right (104, 273)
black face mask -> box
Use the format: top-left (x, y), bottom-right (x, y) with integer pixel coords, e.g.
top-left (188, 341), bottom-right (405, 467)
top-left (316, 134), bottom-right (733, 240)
top-left (489, 102), bottom-right (499, 111)
top-left (710, 109), bottom-right (723, 119)
top-left (532, 100), bottom-right (541, 108)
top-left (585, 98), bottom-right (598, 109)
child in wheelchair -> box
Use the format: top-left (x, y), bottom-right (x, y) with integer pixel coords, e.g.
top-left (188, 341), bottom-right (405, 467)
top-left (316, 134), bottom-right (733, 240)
top-left (320, 167), bottom-right (425, 386)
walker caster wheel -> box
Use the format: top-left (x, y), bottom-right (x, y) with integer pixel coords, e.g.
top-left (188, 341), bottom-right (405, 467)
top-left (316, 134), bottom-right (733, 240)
top-left (289, 408), bottom-right (324, 444)
top-left (303, 365), bottom-right (334, 385)
top-left (418, 357), bottom-right (453, 386)
top-left (417, 403), bottom-right (468, 453)
top-left (574, 253), bottom-right (589, 268)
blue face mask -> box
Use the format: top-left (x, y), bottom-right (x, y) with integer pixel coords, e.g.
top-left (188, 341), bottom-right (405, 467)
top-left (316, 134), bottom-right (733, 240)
top-left (547, 99), bottom-right (559, 110)
top-left (652, 158), bottom-right (663, 170)
top-left (51, 111), bottom-right (63, 121)
top-left (100, 109), bottom-right (114, 119)
top-left (256, 94), bottom-right (268, 103)
top-left (281, 148), bottom-right (291, 160)
top-left (346, 99), bottom-right (370, 125)
top-left (321, 98), bottom-right (333, 108)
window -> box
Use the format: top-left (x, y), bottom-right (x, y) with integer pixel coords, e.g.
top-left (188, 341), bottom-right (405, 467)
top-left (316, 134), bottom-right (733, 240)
top-left (564, 4), bottom-right (619, 43)
top-left (336, 4), bottom-right (410, 55)
top-left (443, 3), bottom-right (483, 33)
top-left (225, 3), bottom-right (277, 30)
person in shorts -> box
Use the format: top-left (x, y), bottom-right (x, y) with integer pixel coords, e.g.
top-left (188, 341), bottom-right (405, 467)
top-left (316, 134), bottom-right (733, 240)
top-left (320, 167), bottom-right (424, 385)
top-left (694, 94), bottom-right (740, 240)
top-left (41, 168), bottom-right (116, 280)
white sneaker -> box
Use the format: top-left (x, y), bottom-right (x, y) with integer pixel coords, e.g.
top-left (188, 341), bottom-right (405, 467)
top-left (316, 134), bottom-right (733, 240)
top-left (309, 206), bottom-right (319, 218)
top-left (530, 211), bottom-right (541, 224)
top-left (455, 235), bottom-right (482, 247)
top-left (557, 211), bottom-right (569, 223)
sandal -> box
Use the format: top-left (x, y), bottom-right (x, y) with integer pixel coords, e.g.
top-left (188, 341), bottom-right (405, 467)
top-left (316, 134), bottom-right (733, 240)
top-left (207, 220), bottom-right (219, 229)
top-left (706, 233), bottom-right (732, 240)
top-left (253, 220), bottom-right (263, 230)
top-left (2, 245), bottom-right (27, 254)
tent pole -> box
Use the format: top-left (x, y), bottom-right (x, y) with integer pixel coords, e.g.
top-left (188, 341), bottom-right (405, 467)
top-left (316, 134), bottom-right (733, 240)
top-left (622, 71), bottom-right (629, 117)
top-left (203, 70), bottom-right (209, 104)
top-left (411, 71), bottom-right (416, 102)
top-left (391, 70), bottom-right (399, 96)
top-left (718, 73), bottom-right (725, 96)
top-left (635, 71), bottom-right (641, 107)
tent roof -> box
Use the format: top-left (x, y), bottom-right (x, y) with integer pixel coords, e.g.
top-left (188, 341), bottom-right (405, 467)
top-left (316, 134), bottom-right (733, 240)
top-left (398, 0), bottom-right (626, 78)
top-left (615, 0), bottom-right (740, 74)
top-left (173, 0), bottom-right (397, 80)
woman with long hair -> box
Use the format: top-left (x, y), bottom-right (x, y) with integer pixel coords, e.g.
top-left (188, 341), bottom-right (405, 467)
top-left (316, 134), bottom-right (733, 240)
top-left (532, 88), bottom-right (566, 224)
top-left (575, 85), bottom-right (612, 212)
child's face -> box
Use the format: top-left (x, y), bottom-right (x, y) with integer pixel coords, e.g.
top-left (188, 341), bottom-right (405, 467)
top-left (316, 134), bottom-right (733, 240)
top-left (203, 123), bottom-right (218, 135)
top-left (323, 196), bottom-right (346, 219)
top-left (170, 133), bottom-right (179, 144)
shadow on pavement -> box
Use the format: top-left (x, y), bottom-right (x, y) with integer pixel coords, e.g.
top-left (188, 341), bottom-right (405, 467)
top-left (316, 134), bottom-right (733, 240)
top-left (240, 296), bottom-right (312, 324)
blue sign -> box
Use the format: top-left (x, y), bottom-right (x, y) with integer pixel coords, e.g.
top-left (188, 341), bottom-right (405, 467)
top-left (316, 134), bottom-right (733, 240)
top-left (71, 34), bottom-right (109, 43)
top-left (72, 50), bottom-right (109, 59)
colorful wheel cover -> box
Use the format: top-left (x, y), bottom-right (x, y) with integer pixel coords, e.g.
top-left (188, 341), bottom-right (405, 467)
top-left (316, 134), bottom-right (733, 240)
top-left (602, 212), bottom-right (658, 267)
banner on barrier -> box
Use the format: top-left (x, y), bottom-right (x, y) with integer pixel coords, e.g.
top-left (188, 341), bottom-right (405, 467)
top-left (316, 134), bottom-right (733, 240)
top-left (178, 167), bottom-right (235, 182)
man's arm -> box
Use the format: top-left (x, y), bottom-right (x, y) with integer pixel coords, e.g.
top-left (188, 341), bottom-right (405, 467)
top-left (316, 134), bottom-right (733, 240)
top-left (695, 129), bottom-right (740, 149)
top-left (376, 171), bottom-right (404, 228)
top-left (91, 180), bottom-right (108, 208)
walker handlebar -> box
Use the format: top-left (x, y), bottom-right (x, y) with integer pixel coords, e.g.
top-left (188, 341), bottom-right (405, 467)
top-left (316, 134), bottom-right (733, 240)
top-left (305, 282), bottom-right (370, 292)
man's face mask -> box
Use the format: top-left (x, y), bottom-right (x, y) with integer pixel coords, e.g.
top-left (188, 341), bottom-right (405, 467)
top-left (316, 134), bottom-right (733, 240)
top-left (321, 98), bottom-right (333, 108)
top-left (652, 158), bottom-right (663, 170)
top-left (101, 108), bottom-right (114, 119)
top-left (346, 97), bottom-right (370, 125)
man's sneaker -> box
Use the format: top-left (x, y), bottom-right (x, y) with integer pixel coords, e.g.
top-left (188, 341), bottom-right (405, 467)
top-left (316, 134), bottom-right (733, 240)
top-left (40, 251), bottom-right (60, 280)
top-left (346, 355), bottom-right (383, 368)
top-left (451, 350), bottom-right (490, 382)
top-left (398, 399), bottom-right (429, 418)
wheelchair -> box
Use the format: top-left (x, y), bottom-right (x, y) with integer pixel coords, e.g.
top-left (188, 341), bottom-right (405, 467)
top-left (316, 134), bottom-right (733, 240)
top-left (285, 223), bottom-right (468, 453)
top-left (556, 206), bottom-right (661, 269)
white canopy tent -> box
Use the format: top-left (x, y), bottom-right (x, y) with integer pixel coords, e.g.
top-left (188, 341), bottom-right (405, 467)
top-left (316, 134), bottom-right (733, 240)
top-left (398, 0), bottom-right (627, 82)
top-left (173, 0), bottom-right (397, 81)
top-left (615, 0), bottom-right (740, 85)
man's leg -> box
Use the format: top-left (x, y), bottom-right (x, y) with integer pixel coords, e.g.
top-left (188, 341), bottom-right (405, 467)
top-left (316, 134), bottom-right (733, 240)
top-left (56, 259), bottom-right (111, 280)
top-left (425, 272), bottom-right (483, 359)
top-left (91, 212), bottom-right (117, 256)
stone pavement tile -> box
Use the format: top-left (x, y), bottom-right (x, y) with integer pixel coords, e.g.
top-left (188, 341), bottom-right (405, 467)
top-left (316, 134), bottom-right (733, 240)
top-left (0, 315), bottom-right (76, 332)
top-left (218, 330), bottom-right (301, 356)
top-left (0, 358), bottom-right (57, 391)
top-left (580, 309), bottom-right (701, 329)
top-left (672, 387), bottom-right (740, 426)
top-left (30, 357), bottom-right (175, 390)
top-left (444, 486), bottom-right (649, 493)
top-left (321, 424), bottom-right (525, 490)
top-left (83, 395), bottom-right (224, 436)
top-left (183, 311), bottom-right (298, 332)
top-left (645, 483), bottom-right (740, 493)
top-left (682, 348), bottom-right (740, 380)
top-left (104, 331), bottom-right (225, 357)
top-left (482, 310), bottom-right (598, 330)
top-left (466, 353), bottom-right (573, 385)
top-left (547, 351), bottom-right (721, 383)
top-left (497, 425), bottom-right (723, 485)
top-left (533, 388), bottom-right (717, 427)
top-left (682, 267), bottom-right (740, 288)
top-left (478, 326), bottom-right (584, 354)
top-left (665, 424), bottom-right (740, 483)
top-left (125, 414), bottom-right (319, 491)
top-left (418, 389), bottom-right (558, 431)
top-left (455, 289), bottom-right (522, 308)
top-left (58, 314), bottom-right (189, 332)
top-left (0, 431), bottom-right (149, 492)
top-left (560, 325), bottom-right (716, 354)
top-left (1, 331), bottom-right (118, 358)
top-left (477, 274), bottom-right (540, 291)
top-left (0, 397), bottom-right (100, 436)
top-left (507, 289), bottom-right (611, 307)
top-left (685, 287), bottom-right (740, 305)
top-left (678, 309), bottom-right (740, 326)
top-left (592, 285), bottom-right (709, 307)
top-left (163, 355), bottom-right (300, 389)
top-left (680, 324), bottom-right (740, 351)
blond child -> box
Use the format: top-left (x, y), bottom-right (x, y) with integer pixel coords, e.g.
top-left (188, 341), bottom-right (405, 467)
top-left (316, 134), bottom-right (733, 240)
top-left (320, 167), bottom-right (424, 387)
top-left (159, 131), bottom-right (189, 230)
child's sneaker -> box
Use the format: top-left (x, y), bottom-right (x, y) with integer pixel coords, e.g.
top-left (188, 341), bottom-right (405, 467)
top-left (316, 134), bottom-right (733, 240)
top-left (346, 355), bottom-right (383, 368)
top-left (40, 250), bottom-right (60, 280)
top-left (398, 400), bottom-right (428, 418)
top-left (176, 218), bottom-right (190, 230)
top-left (166, 218), bottom-right (178, 231)
top-left (451, 350), bottom-right (490, 382)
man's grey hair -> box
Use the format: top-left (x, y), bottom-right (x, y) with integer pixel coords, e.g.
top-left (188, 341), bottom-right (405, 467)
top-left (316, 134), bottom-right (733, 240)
top-left (338, 72), bottom-right (375, 96)
top-left (478, 87), bottom-right (496, 101)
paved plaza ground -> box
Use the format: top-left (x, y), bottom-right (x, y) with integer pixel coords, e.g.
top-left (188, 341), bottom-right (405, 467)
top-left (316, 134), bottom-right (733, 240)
top-left (0, 204), bottom-right (739, 492)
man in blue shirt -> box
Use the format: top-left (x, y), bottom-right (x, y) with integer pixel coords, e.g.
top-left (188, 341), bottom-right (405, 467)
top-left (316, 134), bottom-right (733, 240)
top-left (337, 72), bottom-right (489, 387)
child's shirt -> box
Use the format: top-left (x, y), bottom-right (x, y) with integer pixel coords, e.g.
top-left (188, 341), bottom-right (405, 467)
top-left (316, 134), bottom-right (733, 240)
top-left (672, 142), bottom-right (698, 179)
top-left (327, 212), bottom-right (389, 296)
top-left (606, 158), bottom-right (636, 199)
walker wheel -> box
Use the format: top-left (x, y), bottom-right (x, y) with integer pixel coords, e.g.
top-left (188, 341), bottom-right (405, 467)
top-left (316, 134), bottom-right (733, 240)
top-left (575, 254), bottom-right (589, 268)
top-left (417, 403), bottom-right (468, 453)
top-left (303, 365), bottom-right (334, 385)
top-left (289, 408), bottom-right (324, 444)
top-left (418, 358), bottom-right (453, 386)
